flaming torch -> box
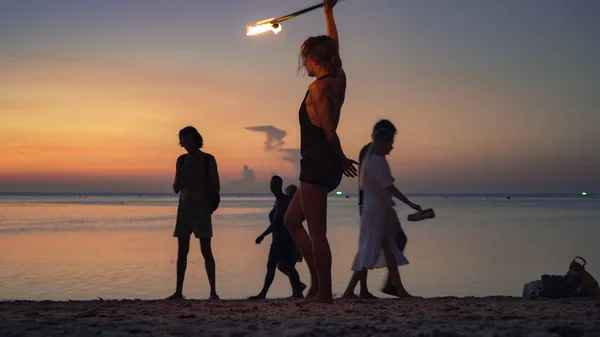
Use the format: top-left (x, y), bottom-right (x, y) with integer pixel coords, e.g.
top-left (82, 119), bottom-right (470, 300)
top-left (246, 2), bottom-right (331, 36)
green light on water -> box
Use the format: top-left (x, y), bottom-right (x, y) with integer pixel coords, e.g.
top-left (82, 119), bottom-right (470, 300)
top-left (336, 191), bottom-right (342, 195)
top-left (582, 192), bottom-right (587, 196)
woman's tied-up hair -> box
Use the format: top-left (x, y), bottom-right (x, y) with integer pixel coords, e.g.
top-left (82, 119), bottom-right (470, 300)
top-left (299, 35), bottom-right (342, 74)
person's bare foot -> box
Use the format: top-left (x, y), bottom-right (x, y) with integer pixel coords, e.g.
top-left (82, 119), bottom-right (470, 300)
top-left (340, 292), bottom-right (358, 299)
top-left (299, 293), bottom-right (333, 304)
top-left (300, 282), bottom-right (307, 292)
top-left (382, 286), bottom-right (415, 298)
top-left (165, 293), bottom-right (185, 300)
top-left (359, 292), bottom-right (378, 299)
top-left (209, 293), bottom-right (220, 301)
top-left (396, 292), bottom-right (416, 298)
top-left (303, 285), bottom-right (318, 301)
top-left (381, 285), bottom-right (398, 297)
top-left (248, 294), bottom-right (266, 300)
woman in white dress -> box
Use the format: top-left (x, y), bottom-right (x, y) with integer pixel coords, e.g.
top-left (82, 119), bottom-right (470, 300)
top-left (342, 120), bottom-right (422, 298)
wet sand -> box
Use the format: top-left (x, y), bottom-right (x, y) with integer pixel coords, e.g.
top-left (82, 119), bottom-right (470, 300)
top-left (1, 296), bottom-right (599, 336)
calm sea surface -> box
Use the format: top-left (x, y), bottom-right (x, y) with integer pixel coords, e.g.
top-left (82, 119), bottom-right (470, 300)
top-left (0, 193), bottom-right (598, 300)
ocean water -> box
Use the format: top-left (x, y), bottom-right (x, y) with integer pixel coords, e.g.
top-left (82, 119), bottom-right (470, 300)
top-left (0, 193), bottom-right (598, 301)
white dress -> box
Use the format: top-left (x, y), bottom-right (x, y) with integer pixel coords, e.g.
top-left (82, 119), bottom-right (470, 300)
top-left (351, 154), bottom-right (409, 271)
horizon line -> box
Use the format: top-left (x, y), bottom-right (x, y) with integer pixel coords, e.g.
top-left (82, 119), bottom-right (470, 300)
top-left (0, 192), bottom-right (594, 197)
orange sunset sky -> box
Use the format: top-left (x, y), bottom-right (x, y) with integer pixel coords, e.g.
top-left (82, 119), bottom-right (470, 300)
top-left (1, 0), bottom-right (599, 194)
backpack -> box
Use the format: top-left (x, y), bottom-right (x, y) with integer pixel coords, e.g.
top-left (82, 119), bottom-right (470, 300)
top-left (204, 154), bottom-right (220, 214)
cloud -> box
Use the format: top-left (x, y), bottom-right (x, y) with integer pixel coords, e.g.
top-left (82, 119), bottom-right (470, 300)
top-left (233, 165), bottom-right (257, 184)
top-left (246, 125), bottom-right (300, 170)
top-left (245, 125), bottom-right (287, 151)
top-left (280, 148), bottom-right (301, 167)
top-left (223, 165), bottom-right (263, 193)
top-left (223, 165), bottom-right (299, 193)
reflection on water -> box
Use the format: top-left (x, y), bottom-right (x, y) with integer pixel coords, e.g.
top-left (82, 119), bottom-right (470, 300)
top-left (0, 196), bottom-right (598, 300)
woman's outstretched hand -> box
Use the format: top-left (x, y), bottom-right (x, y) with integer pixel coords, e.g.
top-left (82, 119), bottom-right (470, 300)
top-left (324, 0), bottom-right (338, 11)
top-left (341, 157), bottom-right (359, 178)
top-left (410, 203), bottom-right (423, 212)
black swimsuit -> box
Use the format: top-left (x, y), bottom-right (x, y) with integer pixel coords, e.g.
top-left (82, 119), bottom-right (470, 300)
top-left (298, 74), bottom-right (343, 192)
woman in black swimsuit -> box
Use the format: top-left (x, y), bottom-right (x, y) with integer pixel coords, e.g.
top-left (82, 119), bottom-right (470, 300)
top-left (284, 0), bottom-right (358, 304)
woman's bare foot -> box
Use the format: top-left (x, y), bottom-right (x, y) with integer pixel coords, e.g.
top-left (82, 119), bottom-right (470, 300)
top-left (300, 293), bottom-right (334, 304)
top-left (381, 285), bottom-right (398, 297)
top-left (340, 292), bottom-right (359, 299)
top-left (359, 292), bottom-right (378, 299)
top-left (248, 294), bottom-right (266, 300)
top-left (382, 285), bottom-right (415, 298)
top-left (392, 284), bottom-right (414, 298)
top-left (303, 285), bottom-right (318, 301)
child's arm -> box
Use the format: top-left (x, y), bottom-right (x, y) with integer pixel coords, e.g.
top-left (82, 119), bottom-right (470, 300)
top-left (385, 185), bottom-right (421, 211)
top-left (372, 156), bottom-right (421, 211)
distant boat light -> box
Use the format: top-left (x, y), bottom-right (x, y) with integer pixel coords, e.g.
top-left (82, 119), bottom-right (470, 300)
top-left (336, 191), bottom-right (343, 195)
top-left (582, 192), bottom-right (587, 196)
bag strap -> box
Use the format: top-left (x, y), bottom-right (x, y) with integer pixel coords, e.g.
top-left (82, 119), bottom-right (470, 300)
top-left (574, 256), bottom-right (587, 267)
top-left (204, 154), bottom-right (212, 179)
top-left (177, 154), bottom-right (187, 169)
top-left (176, 154), bottom-right (186, 179)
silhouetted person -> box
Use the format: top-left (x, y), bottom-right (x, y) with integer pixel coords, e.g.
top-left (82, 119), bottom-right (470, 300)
top-left (344, 123), bottom-right (409, 298)
top-left (250, 178), bottom-right (305, 299)
top-left (343, 120), bottom-right (421, 298)
top-left (284, 0), bottom-right (358, 304)
top-left (167, 126), bottom-right (219, 300)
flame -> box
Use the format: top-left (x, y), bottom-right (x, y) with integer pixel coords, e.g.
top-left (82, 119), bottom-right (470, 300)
top-left (246, 18), bottom-right (282, 36)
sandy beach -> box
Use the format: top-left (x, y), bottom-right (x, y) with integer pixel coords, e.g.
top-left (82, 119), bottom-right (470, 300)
top-left (1, 296), bottom-right (599, 337)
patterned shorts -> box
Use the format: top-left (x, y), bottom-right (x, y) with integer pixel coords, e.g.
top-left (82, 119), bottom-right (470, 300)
top-left (173, 201), bottom-right (212, 239)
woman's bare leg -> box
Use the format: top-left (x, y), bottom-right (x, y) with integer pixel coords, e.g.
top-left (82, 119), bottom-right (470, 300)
top-left (299, 182), bottom-right (332, 303)
top-left (381, 272), bottom-right (397, 296)
top-left (381, 239), bottom-right (411, 298)
top-left (382, 210), bottom-right (407, 297)
top-left (358, 271), bottom-right (377, 298)
top-left (284, 186), bottom-right (318, 299)
top-left (342, 270), bottom-right (365, 299)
